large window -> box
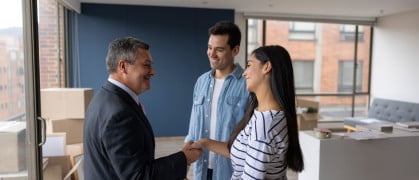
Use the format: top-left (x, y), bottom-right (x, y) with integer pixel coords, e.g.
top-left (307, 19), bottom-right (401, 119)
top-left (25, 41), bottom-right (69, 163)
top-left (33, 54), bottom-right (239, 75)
top-left (248, 19), bottom-right (372, 120)
top-left (0, 2), bottom-right (25, 121)
top-left (293, 60), bottom-right (314, 93)
top-left (1, 0), bottom-right (69, 178)
top-left (338, 61), bottom-right (363, 92)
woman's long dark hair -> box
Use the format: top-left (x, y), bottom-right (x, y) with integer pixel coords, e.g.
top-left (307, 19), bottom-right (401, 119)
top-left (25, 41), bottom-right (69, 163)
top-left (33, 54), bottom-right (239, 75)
top-left (227, 45), bottom-right (304, 172)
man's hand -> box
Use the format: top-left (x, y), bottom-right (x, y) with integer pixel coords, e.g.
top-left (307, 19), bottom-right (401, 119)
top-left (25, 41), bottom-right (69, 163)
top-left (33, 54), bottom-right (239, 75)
top-left (182, 141), bottom-right (202, 165)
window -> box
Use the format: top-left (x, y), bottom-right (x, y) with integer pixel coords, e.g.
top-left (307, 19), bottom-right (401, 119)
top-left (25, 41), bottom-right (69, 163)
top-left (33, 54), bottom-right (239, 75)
top-left (248, 19), bottom-right (372, 120)
top-left (289, 22), bottom-right (315, 40)
top-left (247, 19), bottom-right (263, 57)
top-left (10, 51), bottom-right (17, 61)
top-left (340, 25), bottom-right (364, 41)
top-left (338, 61), bottom-right (363, 92)
top-left (293, 61), bottom-right (314, 93)
top-left (7, 67), bottom-right (11, 80)
top-left (17, 67), bottom-right (24, 75)
top-left (0, 0), bottom-right (55, 177)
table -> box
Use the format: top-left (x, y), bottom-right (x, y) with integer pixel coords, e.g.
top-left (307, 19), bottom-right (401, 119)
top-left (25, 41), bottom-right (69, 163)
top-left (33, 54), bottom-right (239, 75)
top-left (298, 130), bottom-right (419, 180)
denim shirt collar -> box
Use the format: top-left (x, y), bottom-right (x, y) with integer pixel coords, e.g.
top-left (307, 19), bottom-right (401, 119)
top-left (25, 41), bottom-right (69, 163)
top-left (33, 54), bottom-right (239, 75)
top-left (209, 63), bottom-right (244, 80)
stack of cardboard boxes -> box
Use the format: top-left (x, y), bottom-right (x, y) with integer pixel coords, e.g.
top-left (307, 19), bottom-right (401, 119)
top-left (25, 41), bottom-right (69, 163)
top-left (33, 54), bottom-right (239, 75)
top-left (296, 98), bottom-right (319, 130)
top-left (41, 88), bottom-right (93, 179)
top-left (0, 121), bottom-right (26, 176)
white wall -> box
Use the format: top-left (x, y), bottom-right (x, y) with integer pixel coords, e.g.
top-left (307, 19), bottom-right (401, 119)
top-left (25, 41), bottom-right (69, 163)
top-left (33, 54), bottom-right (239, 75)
top-left (371, 9), bottom-right (419, 103)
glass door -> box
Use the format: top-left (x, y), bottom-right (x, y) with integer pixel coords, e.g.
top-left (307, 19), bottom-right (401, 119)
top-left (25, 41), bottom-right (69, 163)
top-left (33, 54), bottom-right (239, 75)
top-left (0, 0), bottom-right (44, 179)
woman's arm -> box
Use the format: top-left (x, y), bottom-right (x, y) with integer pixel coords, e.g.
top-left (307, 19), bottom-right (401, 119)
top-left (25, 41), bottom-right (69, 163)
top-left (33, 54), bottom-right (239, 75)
top-left (192, 138), bottom-right (230, 158)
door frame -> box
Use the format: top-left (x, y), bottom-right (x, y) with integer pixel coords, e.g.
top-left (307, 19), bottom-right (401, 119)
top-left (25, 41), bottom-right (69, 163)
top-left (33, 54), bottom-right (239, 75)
top-left (23, 0), bottom-right (44, 179)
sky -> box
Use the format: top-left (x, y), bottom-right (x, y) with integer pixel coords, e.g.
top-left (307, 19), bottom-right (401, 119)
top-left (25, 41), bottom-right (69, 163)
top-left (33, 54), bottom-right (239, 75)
top-left (0, 1), bottom-right (23, 29)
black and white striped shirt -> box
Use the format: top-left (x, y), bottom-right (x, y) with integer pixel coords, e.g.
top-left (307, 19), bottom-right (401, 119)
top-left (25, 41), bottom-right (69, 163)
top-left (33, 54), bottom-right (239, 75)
top-left (230, 110), bottom-right (288, 180)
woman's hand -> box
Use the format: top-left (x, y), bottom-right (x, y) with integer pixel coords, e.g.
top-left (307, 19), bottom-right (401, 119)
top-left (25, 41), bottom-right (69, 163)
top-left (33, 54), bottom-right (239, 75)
top-left (191, 138), bottom-right (209, 149)
top-left (191, 138), bottom-right (230, 158)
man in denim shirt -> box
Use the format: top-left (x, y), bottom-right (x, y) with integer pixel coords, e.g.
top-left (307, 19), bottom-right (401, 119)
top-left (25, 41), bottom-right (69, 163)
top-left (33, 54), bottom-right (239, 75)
top-left (186, 21), bottom-right (250, 180)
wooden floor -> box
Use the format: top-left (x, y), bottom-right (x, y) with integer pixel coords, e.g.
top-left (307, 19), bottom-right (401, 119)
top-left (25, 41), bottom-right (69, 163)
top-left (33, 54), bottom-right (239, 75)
top-left (155, 136), bottom-right (298, 180)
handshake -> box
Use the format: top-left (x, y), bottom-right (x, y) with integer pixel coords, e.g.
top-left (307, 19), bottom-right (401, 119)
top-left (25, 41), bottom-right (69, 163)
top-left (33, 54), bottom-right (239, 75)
top-left (181, 140), bottom-right (204, 165)
top-left (181, 139), bottom-right (211, 165)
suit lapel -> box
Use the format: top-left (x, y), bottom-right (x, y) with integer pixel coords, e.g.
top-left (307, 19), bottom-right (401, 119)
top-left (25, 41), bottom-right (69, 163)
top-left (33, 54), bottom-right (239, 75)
top-left (103, 82), bottom-right (156, 146)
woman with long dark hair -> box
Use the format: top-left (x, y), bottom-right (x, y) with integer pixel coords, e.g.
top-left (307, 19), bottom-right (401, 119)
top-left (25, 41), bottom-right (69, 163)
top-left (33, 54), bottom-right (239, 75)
top-left (192, 45), bottom-right (304, 179)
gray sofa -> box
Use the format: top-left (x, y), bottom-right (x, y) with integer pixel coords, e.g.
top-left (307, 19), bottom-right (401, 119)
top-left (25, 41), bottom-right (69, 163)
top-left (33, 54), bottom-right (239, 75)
top-left (344, 98), bottom-right (419, 131)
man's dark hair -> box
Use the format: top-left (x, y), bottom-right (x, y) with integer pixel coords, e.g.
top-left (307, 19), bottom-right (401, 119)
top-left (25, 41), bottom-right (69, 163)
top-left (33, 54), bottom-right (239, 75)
top-left (208, 21), bottom-right (241, 49)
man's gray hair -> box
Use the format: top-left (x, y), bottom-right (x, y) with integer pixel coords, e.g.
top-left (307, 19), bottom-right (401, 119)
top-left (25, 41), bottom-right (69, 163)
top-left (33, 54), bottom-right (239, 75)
top-left (106, 37), bottom-right (149, 73)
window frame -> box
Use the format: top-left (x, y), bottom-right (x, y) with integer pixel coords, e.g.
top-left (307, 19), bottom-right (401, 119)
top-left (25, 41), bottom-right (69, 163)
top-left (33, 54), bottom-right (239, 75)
top-left (340, 24), bottom-right (365, 42)
top-left (288, 22), bottom-right (316, 41)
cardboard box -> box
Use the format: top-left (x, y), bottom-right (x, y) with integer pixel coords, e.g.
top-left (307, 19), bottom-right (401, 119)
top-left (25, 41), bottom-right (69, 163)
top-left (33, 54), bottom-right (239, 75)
top-left (66, 143), bottom-right (83, 157)
top-left (0, 121), bottom-right (26, 173)
top-left (296, 98), bottom-right (319, 112)
top-left (41, 88), bottom-right (93, 119)
top-left (43, 164), bottom-right (62, 180)
top-left (43, 156), bottom-right (72, 180)
top-left (49, 118), bottom-right (84, 144)
top-left (297, 113), bottom-right (318, 130)
top-left (0, 172), bottom-right (27, 180)
top-left (296, 98), bottom-right (319, 130)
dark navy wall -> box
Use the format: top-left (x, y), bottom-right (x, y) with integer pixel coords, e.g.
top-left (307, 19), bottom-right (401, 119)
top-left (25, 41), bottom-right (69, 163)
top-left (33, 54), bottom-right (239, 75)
top-left (74, 3), bottom-right (234, 136)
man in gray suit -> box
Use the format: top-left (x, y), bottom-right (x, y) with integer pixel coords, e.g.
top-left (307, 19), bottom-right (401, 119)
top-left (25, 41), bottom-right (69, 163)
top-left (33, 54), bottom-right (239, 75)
top-left (84, 37), bottom-right (201, 179)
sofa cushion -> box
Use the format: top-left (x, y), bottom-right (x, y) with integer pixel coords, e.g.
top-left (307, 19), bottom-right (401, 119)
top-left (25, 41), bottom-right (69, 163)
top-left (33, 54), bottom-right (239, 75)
top-left (368, 98), bottom-right (419, 123)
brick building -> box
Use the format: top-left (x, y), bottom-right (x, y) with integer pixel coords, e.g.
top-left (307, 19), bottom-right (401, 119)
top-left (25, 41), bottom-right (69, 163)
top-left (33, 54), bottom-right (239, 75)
top-left (0, 29), bottom-right (25, 120)
top-left (0, 0), bottom-right (64, 121)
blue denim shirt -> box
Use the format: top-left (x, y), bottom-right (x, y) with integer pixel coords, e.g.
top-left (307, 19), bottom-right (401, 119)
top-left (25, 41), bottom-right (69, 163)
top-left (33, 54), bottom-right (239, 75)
top-left (186, 64), bottom-right (250, 180)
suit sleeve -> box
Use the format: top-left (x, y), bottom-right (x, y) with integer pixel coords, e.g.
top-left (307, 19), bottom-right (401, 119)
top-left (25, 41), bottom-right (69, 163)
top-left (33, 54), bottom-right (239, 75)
top-left (102, 111), bottom-right (187, 180)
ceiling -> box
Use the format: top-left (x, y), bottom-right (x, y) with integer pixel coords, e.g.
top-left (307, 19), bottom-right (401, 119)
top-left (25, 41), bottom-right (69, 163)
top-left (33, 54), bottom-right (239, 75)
top-left (78, 0), bottom-right (419, 18)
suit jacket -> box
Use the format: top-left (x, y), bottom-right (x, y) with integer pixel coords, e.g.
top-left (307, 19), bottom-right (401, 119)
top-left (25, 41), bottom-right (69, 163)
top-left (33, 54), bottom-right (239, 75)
top-left (83, 81), bottom-right (187, 180)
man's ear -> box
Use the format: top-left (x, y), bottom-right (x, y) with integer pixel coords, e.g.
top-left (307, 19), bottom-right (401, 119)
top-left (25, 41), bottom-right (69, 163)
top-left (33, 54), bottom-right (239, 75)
top-left (117, 60), bottom-right (127, 73)
top-left (263, 61), bottom-right (272, 74)
top-left (232, 45), bottom-right (240, 56)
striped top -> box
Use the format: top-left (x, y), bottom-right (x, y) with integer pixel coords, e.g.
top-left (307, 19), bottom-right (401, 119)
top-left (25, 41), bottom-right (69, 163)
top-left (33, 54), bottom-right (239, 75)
top-left (230, 110), bottom-right (288, 180)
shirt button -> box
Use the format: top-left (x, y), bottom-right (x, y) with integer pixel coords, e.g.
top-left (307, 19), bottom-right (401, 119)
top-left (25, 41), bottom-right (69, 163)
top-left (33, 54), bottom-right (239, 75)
top-left (207, 99), bottom-right (210, 101)
top-left (204, 159), bottom-right (207, 163)
top-left (205, 130), bottom-right (208, 133)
